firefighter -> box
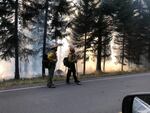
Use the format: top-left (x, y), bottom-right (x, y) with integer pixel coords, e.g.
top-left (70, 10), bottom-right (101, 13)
top-left (66, 46), bottom-right (80, 85)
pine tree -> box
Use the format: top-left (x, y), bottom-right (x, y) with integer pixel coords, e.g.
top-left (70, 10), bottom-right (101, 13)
top-left (49, 0), bottom-right (72, 40)
top-left (42, 0), bottom-right (72, 76)
top-left (136, 0), bottom-right (150, 66)
top-left (0, 0), bottom-right (16, 60)
top-left (72, 0), bottom-right (99, 75)
top-left (21, 0), bottom-right (44, 28)
top-left (0, 0), bottom-right (20, 79)
top-left (113, 0), bottom-right (134, 71)
top-left (124, 0), bottom-right (150, 68)
top-left (88, 12), bottom-right (113, 73)
top-left (0, 0), bottom-right (44, 79)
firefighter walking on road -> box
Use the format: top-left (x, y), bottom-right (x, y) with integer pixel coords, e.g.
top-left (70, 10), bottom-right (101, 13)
top-left (47, 44), bottom-right (58, 88)
top-left (66, 46), bottom-right (80, 85)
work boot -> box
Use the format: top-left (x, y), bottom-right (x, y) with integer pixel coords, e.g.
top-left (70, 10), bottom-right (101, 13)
top-left (50, 84), bottom-right (56, 88)
top-left (47, 83), bottom-right (56, 88)
top-left (66, 81), bottom-right (70, 85)
top-left (75, 80), bottom-right (81, 85)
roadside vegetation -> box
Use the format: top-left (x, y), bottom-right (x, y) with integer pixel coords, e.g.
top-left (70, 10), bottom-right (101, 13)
top-left (0, 69), bottom-right (149, 90)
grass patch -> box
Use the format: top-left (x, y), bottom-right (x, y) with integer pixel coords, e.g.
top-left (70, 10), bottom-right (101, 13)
top-left (0, 77), bottom-right (47, 90)
top-left (79, 69), bottom-right (150, 79)
top-left (0, 75), bottom-right (68, 90)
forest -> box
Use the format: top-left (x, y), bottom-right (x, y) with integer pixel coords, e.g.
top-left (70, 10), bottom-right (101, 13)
top-left (0, 0), bottom-right (150, 79)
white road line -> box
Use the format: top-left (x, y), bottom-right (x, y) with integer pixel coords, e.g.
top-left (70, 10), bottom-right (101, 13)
top-left (0, 73), bottom-right (149, 93)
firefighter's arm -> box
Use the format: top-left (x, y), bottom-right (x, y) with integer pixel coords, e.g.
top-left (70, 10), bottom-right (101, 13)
top-left (68, 54), bottom-right (72, 62)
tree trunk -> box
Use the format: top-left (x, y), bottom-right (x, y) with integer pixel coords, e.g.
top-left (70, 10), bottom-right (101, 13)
top-left (96, 37), bottom-right (102, 73)
top-left (14, 0), bottom-right (20, 79)
top-left (83, 33), bottom-right (87, 75)
top-left (103, 41), bottom-right (106, 72)
top-left (121, 31), bottom-right (125, 71)
top-left (148, 42), bottom-right (150, 62)
top-left (42, 0), bottom-right (48, 77)
top-left (103, 57), bottom-right (106, 72)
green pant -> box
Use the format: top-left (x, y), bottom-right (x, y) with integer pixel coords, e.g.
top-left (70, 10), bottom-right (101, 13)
top-left (47, 63), bottom-right (56, 85)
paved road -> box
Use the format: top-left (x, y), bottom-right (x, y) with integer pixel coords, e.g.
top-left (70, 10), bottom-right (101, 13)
top-left (0, 73), bottom-right (150, 113)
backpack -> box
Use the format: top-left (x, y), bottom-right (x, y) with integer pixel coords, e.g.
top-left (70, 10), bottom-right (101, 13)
top-left (63, 57), bottom-right (70, 67)
top-left (43, 54), bottom-right (49, 68)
